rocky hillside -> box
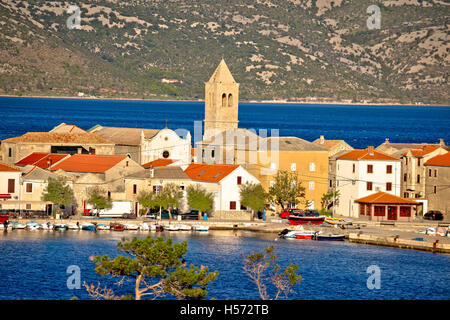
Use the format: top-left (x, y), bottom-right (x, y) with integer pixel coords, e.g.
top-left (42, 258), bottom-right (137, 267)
top-left (0, 0), bottom-right (448, 104)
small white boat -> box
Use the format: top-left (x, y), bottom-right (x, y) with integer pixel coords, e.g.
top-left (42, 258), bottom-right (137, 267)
top-left (97, 224), bottom-right (110, 230)
top-left (81, 222), bottom-right (97, 231)
top-left (165, 225), bottom-right (179, 231)
top-left (279, 228), bottom-right (317, 239)
top-left (192, 225), bottom-right (209, 232)
top-left (54, 223), bottom-right (68, 231)
top-left (40, 222), bottom-right (53, 230)
top-left (124, 223), bottom-right (139, 231)
top-left (26, 222), bottom-right (40, 230)
top-left (139, 223), bottom-right (150, 231)
top-left (178, 224), bottom-right (192, 231)
top-left (67, 223), bottom-right (80, 230)
top-left (12, 222), bottom-right (26, 230)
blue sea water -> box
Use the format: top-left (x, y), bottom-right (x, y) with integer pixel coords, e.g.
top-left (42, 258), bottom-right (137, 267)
top-left (0, 97), bottom-right (449, 148)
top-left (0, 230), bottom-right (448, 300)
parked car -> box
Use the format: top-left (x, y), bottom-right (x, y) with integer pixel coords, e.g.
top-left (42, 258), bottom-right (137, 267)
top-left (280, 208), bottom-right (303, 219)
top-left (424, 210), bottom-right (444, 221)
top-left (180, 210), bottom-right (201, 220)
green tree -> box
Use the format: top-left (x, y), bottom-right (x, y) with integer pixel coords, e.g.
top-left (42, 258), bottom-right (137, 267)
top-left (241, 246), bottom-right (302, 300)
top-left (86, 186), bottom-right (112, 217)
top-left (240, 182), bottom-right (267, 219)
top-left (186, 184), bottom-right (214, 219)
top-left (268, 170), bottom-right (305, 210)
top-left (321, 190), bottom-right (340, 213)
top-left (42, 177), bottom-right (74, 217)
top-left (84, 236), bottom-right (219, 300)
top-left (137, 190), bottom-right (160, 217)
top-left (158, 183), bottom-right (184, 220)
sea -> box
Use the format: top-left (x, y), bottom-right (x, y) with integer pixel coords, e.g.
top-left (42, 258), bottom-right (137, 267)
top-left (0, 97), bottom-right (449, 301)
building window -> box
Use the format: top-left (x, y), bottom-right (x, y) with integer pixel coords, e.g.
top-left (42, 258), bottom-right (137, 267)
top-left (386, 165), bottom-right (392, 174)
top-left (89, 147), bottom-right (96, 155)
top-left (228, 94), bottom-right (233, 108)
top-left (107, 191), bottom-right (111, 199)
top-left (367, 181), bottom-right (373, 191)
top-left (403, 173), bottom-right (407, 182)
top-left (211, 149), bottom-right (215, 158)
top-left (367, 164), bottom-right (373, 174)
top-left (309, 162), bottom-right (316, 172)
top-left (229, 201), bottom-right (236, 210)
top-left (417, 175), bottom-right (420, 184)
top-left (202, 149), bottom-right (205, 158)
top-left (434, 186), bottom-right (437, 194)
top-left (386, 182), bottom-right (392, 191)
top-left (8, 148), bottom-right (12, 158)
top-left (126, 161), bottom-right (129, 167)
top-left (374, 206), bottom-right (385, 216)
top-left (26, 183), bottom-right (33, 193)
top-left (352, 164), bottom-right (355, 173)
top-left (26, 204), bottom-right (31, 210)
top-left (153, 185), bottom-right (162, 194)
top-left (180, 185), bottom-right (185, 191)
top-left (162, 150), bottom-right (170, 159)
top-left (222, 93), bottom-right (227, 108)
top-left (428, 169), bottom-right (432, 177)
top-left (309, 181), bottom-right (315, 190)
top-left (404, 192), bottom-right (408, 198)
top-left (291, 162), bottom-right (296, 171)
top-left (434, 170), bottom-right (437, 177)
top-left (400, 206), bottom-right (411, 217)
top-left (133, 184), bottom-right (137, 195)
top-left (237, 176), bottom-right (242, 185)
top-left (7, 179), bottom-right (15, 193)
top-left (417, 158), bottom-right (421, 166)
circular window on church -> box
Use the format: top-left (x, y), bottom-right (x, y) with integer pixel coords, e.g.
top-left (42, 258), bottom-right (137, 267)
top-left (162, 150), bottom-right (170, 159)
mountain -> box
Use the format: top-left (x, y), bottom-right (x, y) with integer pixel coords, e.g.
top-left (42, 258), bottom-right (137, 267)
top-left (0, 0), bottom-right (449, 104)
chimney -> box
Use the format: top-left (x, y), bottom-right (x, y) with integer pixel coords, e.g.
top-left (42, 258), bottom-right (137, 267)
top-left (319, 135), bottom-right (325, 145)
top-left (439, 138), bottom-right (445, 147)
top-left (150, 168), bottom-right (154, 178)
top-left (385, 138), bottom-right (389, 144)
top-left (368, 146), bottom-right (374, 155)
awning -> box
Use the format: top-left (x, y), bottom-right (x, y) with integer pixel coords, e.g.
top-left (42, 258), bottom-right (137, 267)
top-left (0, 194), bottom-right (11, 199)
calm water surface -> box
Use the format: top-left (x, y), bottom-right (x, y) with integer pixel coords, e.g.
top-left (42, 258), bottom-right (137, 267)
top-left (0, 97), bottom-right (449, 148)
top-left (0, 230), bottom-right (448, 300)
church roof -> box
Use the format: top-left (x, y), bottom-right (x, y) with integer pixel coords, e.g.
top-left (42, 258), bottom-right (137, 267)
top-left (207, 59), bottom-right (236, 84)
top-left (89, 125), bottom-right (160, 146)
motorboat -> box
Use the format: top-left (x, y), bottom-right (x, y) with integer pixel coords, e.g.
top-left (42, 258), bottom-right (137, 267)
top-left (324, 217), bottom-right (352, 226)
top-left (315, 231), bottom-right (345, 241)
top-left (40, 222), bottom-right (53, 230)
top-left (25, 221), bottom-right (40, 230)
top-left (178, 224), bottom-right (192, 231)
top-left (165, 225), bottom-right (179, 231)
top-left (139, 223), bottom-right (150, 231)
top-left (97, 224), bottom-right (110, 230)
top-left (54, 223), bottom-right (68, 231)
top-left (288, 215), bottom-right (325, 225)
top-left (192, 225), bottom-right (209, 232)
top-left (150, 224), bottom-right (164, 232)
top-left (12, 222), bottom-right (26, 230)
top-left (81, 222), bottom-right (97, 231)
top-left (110, 223), bottom-right (124, 231)
top-left (67, 223), bottom-right (80, 230)
top-left (278, 228), bottom-right (317, 240)
top-left (294, 230), bottom-right (318, 240)
top-left (124, 223), bottom-right (139, 231)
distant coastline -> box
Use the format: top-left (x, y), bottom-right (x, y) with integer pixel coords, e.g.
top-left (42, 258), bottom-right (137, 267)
top-left (0, 94), bottom-right (449, 107)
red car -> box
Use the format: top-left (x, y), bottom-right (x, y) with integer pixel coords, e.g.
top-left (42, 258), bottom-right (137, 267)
top-left (280, 208), bottom-right (303, 219)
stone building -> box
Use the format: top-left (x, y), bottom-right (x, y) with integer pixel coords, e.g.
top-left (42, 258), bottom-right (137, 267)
top-left (424, 152), bottom-right (450, 217)
top-left (89, 125), bottom-right (191, 166)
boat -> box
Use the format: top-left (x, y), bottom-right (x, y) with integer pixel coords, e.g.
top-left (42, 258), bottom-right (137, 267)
top-left (97, 224), bottom-right (110, 230)
top-left (81, 222), bottom-right (97, 231)
top-left (178, 224), bottom-right (192, 231)
top-left (315, 232), bottom-right (345, 241)
top-left (12, 222), bottom-right (26, 230)
top-left (67, 223), bottom-right (80, 230)
top-left (124, 223), bottom-right (139, 231)
top-left (40, 222), bottom-right (53, 230)
top-left (288, 215), bottom-right (325, 225)
top-left (165, 225), bottom-right (179, 231)
top-left (54, 223), bottom-right (68, 231)
top-left (294, 230), bottom-right (318, 240)
top-left (139, 223), bottom-right (150, 231)
top-left (278, 227), bottom-right (317, 239)
top-left (25, 222), bottom-right (40, 230)
top-left (324, 217), bottom-right (352, 226)
top-left (110, 223), bottom-right (124, 231)
top-left (192, 225), bottom-right (209, 232)
top-left (150, 224), bottom-right (164, 232)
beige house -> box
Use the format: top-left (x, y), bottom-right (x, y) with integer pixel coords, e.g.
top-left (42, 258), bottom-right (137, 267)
top-left (424, 152), bottom-right (450, 217)
top-left (0, 162), bottom-right (23, 211)
top-left (1, 131), bottom-right (115, 165)
top-left (89, 125), bottom-right (191, 166)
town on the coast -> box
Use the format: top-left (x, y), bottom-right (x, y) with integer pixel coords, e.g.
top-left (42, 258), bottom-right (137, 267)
top-left (0, 61), bottom-right (449, 252)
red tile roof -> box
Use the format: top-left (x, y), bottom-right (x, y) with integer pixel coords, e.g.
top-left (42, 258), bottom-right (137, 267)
top-left (355, 192), bottom-right (419, 205)
top-left (142, 158), bottom-right (175, 168)
top-left (0, 162), bottom-right (22, 172)
top-left (2, 132), bottom-right (113, 144)
top-left (184, 163), bottom-right (239, 182)
top-left (402, 145), bottom-right (440, 157)
top-left (337, 147), bottom-right (399, 161)
top-left (424, 152), bottom-right (450, 167)
top-left (16, 152), bottom-right (69, 168)
top-left (51, 154), bottom-right (127, 173)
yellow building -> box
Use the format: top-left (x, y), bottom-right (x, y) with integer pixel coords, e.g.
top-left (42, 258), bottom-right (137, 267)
top-left (246, 136), bottom-right (329, 211)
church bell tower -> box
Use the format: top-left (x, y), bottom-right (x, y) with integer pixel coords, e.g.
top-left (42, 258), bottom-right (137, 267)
top-left (203, 59), bottom-right (239, 140)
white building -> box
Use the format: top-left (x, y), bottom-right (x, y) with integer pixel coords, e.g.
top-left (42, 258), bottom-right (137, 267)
top-left (335, 146), bottom-right (401, 218)
top-left (184, 163), bottom-right (260, 212)
top-left (0, 162), bottom-right (23, 211)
